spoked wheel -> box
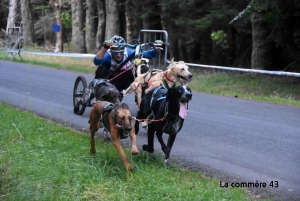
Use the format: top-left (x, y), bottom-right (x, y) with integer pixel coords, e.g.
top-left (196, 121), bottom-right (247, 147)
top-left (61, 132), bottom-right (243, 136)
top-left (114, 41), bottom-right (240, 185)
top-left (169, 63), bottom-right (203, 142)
top-left (73, 76), bottom-right (87, 115)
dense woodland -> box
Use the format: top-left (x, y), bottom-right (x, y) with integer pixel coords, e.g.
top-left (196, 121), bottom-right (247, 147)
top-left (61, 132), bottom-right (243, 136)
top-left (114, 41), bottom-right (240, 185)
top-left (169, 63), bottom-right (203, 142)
top-left (0, 0), bottom-right (300, 71)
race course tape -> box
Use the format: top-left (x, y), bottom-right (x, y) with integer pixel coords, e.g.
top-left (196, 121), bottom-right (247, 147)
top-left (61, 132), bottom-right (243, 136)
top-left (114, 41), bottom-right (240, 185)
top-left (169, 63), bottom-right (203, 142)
top-left (167, 60), bottom-right (300, 78)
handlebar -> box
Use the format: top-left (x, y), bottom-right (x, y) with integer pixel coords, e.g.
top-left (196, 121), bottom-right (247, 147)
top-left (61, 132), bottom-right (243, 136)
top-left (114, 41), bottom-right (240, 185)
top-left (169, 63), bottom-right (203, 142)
top-left (103, 40), bottom-right (165, 49)
top-left (104, 40), bottom-right (165, 79)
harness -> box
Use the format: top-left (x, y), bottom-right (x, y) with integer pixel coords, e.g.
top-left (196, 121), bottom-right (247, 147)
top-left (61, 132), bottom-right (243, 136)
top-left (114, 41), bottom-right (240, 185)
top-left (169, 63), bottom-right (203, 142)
top-left (149, 86), bottom-right (184, 135)
top-left (93, 79), bottom-right (117, 95)
top-left (100, 102), bottom-right (129, 139)
top-left (149, 86), bottom-right (167, 116)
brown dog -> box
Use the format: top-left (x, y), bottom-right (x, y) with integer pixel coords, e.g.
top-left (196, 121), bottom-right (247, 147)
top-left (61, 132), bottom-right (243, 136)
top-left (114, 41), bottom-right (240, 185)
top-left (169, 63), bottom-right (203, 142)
top-left (89, 101), bottom-right (138, 172)
top-left (122, 58), bottom-right (193, 107)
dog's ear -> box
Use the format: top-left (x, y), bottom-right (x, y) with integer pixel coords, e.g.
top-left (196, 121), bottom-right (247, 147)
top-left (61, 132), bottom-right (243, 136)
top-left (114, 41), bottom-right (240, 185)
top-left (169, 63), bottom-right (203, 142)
top-left (166, 63), bottom-right (172, 69)
top-left (171, 57), bottom-right (174, 64)
top-left (121, 102), bottom-right (129, 109)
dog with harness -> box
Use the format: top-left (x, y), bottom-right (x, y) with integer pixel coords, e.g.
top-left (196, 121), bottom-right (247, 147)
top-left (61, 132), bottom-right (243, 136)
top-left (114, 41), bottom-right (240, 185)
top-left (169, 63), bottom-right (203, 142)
top-left (89, 101), bottom-right (138, 172)
top-left (122, 57), bottom-right (193, 107)
top-left (93, 79), bottom-right (123, 104)
top-left (134, 85), bottom-right (192, 166)
top-left (74, 79), bottom-right (122, 114)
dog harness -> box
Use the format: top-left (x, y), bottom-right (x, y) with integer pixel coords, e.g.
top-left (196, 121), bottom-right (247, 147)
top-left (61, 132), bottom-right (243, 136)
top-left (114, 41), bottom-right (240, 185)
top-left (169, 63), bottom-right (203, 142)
top-left (100, 102), bottom-right (129, 139)
top-left (149, 86), bottom-right (184, 135)
top-left (150, 86), bottom-right (167, 117)
top-left (93, 79), bottom-right (118, 95)
top-left (100, 102), bottom-right (115, 134)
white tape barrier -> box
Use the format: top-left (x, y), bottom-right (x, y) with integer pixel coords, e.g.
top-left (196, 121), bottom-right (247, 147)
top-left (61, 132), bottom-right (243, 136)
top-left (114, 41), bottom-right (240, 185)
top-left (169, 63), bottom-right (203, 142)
top-left (2, 49), bottom-right (299, 77)
top-left (167, 60), bottom-right (300, 78)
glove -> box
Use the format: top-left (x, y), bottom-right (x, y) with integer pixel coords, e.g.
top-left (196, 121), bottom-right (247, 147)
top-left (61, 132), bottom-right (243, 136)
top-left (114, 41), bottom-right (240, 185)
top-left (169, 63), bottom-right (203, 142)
top-left (103, 43), bottom-right (110, 49)
top-left (103, 40), bottom-right (111, 49)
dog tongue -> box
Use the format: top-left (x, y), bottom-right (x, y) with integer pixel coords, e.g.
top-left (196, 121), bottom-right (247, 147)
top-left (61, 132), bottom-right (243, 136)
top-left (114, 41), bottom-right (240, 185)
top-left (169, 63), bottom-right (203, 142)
top-left (179, 102), bottom-right (188, 118)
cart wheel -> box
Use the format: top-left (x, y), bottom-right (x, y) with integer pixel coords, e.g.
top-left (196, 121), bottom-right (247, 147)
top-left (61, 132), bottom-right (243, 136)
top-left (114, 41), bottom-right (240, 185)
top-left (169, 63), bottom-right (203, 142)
top-left (73, 76), bottom-right (87, 115)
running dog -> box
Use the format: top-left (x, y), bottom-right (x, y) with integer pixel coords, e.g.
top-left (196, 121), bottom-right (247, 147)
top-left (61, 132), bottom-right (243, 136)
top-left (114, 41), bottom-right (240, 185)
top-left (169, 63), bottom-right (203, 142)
top-left (135, 85), bottom-right (192, 166)
top-left (73, 79), bottom-right (122, 114)
top-left (122, 58), bottom-right (193, 107)
top-left (94, 79), bottom-right (123, 104)
top-left (89, 101), bottom-right (138, 172)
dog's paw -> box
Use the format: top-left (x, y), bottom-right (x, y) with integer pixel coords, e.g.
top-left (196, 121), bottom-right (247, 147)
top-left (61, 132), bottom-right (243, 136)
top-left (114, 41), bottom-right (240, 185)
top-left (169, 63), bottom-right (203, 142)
top-left (142, 144), bottom-right (154, 153)
top-left (164, 159), bottom-right (170, 167)
top-left (131, 146), bottom-right (139, 155)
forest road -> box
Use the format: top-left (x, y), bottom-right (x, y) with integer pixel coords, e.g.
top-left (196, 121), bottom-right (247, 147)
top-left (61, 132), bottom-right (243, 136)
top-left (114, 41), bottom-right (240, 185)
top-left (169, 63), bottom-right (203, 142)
top-left (0, 61), bottom-right (299, 201)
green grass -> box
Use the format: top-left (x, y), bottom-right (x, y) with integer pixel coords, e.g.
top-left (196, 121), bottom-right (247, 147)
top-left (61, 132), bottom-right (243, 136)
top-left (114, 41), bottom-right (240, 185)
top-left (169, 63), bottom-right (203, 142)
top-left (189, 69), bottom-right (300, 107)
top-left (0, 103), bottom-right (255, 201)
top-left (1, 49), bottom-right (299, 107)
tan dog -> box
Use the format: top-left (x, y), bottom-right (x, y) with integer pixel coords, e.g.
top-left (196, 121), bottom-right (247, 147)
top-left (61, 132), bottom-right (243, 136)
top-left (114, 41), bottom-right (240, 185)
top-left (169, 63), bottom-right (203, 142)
top-left (89, 101), bottom-right (138, 172)
top-left (123, 58), bottom-right (193, 107)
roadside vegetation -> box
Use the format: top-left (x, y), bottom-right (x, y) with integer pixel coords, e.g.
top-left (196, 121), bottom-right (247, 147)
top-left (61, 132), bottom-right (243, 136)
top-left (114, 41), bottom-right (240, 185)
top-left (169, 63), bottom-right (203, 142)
top-left (1, 50), bottom-right (299, 107)
top-left (0, 103), bottom-right (257, 201)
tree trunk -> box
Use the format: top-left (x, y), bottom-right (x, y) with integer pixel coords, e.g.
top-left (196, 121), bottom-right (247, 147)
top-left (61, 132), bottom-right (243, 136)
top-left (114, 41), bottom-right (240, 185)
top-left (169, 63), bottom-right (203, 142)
top-left (124, 1), bottom-right (134, 42)
top-left (251, 11), bottom-right (272, 70)
top-left (105, 0), bottom-right (119, 39)
top-left (210, 0), bottom-right (223, 65)
top-left (6, 0), bottom-right (18, 34)
top-left (95, 0), bottom-right (105, 51)
top-left (50, 0), bottom-right (63, 53)
top-left (85, 0), bottom-right (96, 53)
top-left (71, 0), bottom-right (80, 52)
top-left (71, 0), bottom-right (87, 53)
top-left (132, 2), bottom-right (142, 39)
top-left (160, 5), bottom-right (177, 60)
top-left (21, 0), bottom-right (34, 46)
top-left (77, 0), bottom-right (86, 53)
top-left (141, 3), bottom-right (152, 42)
top-left (178, 38), bottom-right (189, 62)
top-left (200, 37), bottom-right (212, 64)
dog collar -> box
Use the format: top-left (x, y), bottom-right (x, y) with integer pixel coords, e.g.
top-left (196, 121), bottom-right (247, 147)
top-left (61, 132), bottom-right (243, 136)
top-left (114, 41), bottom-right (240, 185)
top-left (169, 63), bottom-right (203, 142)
top-left (163, 71), bottom-right (174, 83)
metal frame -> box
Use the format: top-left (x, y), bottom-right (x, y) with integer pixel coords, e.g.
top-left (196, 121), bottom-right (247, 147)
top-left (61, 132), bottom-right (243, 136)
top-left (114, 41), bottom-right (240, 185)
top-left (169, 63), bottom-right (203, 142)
top-left (138, 29), bottom-right (169, 70)
top-left (3, 27), bottom-right (23, 61)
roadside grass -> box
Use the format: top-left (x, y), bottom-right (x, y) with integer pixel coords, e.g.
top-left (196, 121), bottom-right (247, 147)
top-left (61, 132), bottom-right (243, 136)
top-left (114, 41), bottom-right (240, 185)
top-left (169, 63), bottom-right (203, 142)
top-left (1, 50), bottom-right (299, 107)
top-left (0, 103), bottom-right (256, 201)
top-left (189, 69), bottom-right (300, 107)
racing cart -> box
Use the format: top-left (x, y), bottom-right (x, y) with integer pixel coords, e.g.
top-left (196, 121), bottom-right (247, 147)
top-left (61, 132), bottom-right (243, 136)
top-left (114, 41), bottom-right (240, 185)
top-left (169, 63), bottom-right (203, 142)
top-left (73, 38), bottom-right (166, 115)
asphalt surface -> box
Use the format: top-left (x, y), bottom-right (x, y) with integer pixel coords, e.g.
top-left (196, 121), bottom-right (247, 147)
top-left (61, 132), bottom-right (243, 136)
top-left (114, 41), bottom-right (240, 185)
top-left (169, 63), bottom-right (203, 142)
top-left (0, 60), bottom-right (299, 200)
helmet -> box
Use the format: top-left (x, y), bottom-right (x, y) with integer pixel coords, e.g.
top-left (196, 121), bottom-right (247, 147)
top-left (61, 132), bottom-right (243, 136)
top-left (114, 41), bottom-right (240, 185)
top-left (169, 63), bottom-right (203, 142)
top-left (110, 35), bottom-right (126, 50)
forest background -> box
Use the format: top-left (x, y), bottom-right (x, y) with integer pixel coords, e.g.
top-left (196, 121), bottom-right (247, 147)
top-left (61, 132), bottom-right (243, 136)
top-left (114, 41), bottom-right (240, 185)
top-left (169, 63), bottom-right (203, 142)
top-left (0, 0), bottom-right (300, 72)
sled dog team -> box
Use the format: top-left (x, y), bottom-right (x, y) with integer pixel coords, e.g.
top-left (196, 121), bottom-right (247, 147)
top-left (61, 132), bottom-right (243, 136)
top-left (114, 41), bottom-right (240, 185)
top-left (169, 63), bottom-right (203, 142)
top-left (89, 58), bottom-right (193, 172)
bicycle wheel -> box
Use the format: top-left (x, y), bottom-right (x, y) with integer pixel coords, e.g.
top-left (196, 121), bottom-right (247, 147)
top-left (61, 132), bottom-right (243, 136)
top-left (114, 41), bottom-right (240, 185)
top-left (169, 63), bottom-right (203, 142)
top-left (73, 76), bottom-right (87, 115)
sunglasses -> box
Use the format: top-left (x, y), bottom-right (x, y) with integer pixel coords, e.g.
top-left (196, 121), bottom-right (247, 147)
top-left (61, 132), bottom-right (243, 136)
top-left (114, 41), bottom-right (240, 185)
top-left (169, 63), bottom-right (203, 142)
top-left (112, 51), bottom-right (124, 55)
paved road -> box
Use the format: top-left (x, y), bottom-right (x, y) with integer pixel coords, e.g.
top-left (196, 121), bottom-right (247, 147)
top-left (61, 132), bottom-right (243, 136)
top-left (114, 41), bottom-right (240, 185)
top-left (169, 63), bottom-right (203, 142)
top-left (1, 61), bottom-right (299, 200)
